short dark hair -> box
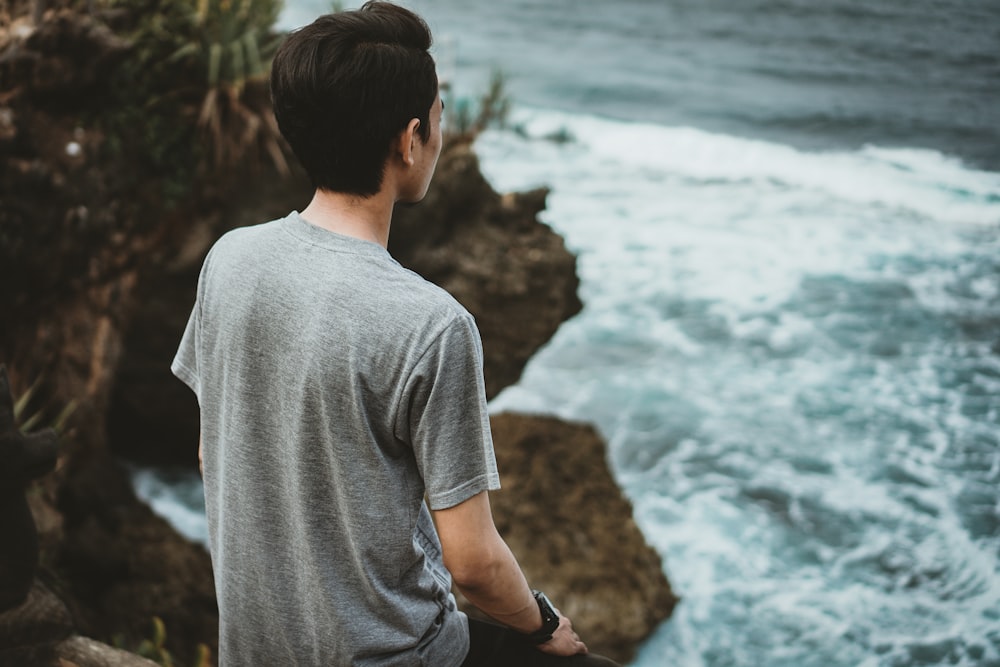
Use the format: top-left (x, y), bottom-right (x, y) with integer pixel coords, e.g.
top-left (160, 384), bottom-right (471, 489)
top-left (270, 1), bottom-right (437, 196)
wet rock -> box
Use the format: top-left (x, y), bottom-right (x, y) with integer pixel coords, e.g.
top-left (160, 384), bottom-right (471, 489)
top-left (486, 414), bottom-right (679, 663)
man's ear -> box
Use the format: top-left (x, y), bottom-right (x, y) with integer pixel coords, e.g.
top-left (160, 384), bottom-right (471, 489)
top-left (399, 118), bottom-right (421, 166)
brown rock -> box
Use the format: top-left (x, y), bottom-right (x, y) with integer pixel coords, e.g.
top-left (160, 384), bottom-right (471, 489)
top-left (486, 413), bottom-right (678, 663)
top-left (391, 139), bottom-right (582, 400)
top-left (0, 581), bottom-right (73, 654)
top-left (52, 455), bottom-right (217, 666)
top-left (52, 636), bottom-right (160, 667)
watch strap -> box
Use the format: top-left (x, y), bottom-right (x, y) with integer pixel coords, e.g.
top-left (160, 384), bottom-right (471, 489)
top-left (522, 589), bottom-right (560, 645)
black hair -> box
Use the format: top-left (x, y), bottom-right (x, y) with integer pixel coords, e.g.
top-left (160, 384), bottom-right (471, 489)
top-left (270, 1), bottom-right (437, 196)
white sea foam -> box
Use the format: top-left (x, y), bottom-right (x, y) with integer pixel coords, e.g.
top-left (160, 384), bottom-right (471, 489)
top-left (478, 109), bottom-right (1000, 331)
top-left (481, 107), bottom-right (1000, 666)
top-left (489, 109), bottom-right (1000, 224)
top-left (130, 467), bottom-right (207, 546)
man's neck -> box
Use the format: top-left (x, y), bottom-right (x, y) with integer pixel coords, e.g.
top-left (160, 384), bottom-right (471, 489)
top-left (299, 188), bottom-right (395, 248)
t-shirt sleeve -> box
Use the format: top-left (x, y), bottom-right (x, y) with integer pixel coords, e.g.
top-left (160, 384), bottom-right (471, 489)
top-left (172, 303), bottom-right (201, 400)
top-left (397, 312), bottom-right (501, 510)
top-left (171, 248), bottom-right (213, 401)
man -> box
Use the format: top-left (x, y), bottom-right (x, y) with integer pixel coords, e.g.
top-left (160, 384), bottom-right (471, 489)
top-left (172, 2), bottom-right (620, 665)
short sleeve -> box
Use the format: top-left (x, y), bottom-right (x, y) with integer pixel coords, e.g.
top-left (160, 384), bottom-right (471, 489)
top-left (171, 248), bottom-right (214, 401)
top-left (171, 302), bottom-right (201, 400)
top-left (397, 313), bottom-right (501, 510)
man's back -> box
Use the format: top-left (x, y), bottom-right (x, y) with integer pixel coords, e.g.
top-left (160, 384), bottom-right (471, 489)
top-left (172, 3), bottom-right (609, 663)
top-left (172, 212), bottom-right (499, 665)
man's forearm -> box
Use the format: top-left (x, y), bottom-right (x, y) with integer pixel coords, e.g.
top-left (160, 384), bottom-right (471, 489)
top-left (435, 491), bottom-right (587, 657)
top-left (452, 537), bottom-right (542, 634)
top-left (434, 491), bottom-right (543, 634)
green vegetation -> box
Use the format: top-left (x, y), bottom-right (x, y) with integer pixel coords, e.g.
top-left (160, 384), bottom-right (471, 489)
top-left (13, 375), bottom-right (75, 435)
top-left (96, 0), bottom-right (286, 208)
top-left (444, 69), bottom-right (511, 139)
top-left (95, 0), bottom-right (207, 206)
top-left (170, 0), bottom-right (286, 172)
top-left (135, 616), bottom-right (174, 666)
top-left (122, 616), bottom-right (212, 667)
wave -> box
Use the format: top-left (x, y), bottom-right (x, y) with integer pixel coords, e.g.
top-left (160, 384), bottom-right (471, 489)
top-left (478, 103), bottom-right (1000, 667)
top-left (482, 107), bottom-right (1000, 228)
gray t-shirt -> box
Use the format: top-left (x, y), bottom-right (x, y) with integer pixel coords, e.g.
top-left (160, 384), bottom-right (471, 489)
top-left (172, 212), bottom-right (500, 666)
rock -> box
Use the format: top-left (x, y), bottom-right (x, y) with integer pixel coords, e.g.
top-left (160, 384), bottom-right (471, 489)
top-left (390, 139), bottom-right (582, 400)
top-left (485, 414), bottom-right (678, 663)
top-left (0, 581), bottom-right (74, 656)
top-left (53, 454), bottom-right (217, 666)
top-left (18, 11), bottom-right (129, 99)
top-left (0, 635), bottom-right (162, 667)
top-left (0, 4), bottom-right (191, 463)
top-left (52, 636), bottom-right (160, 667)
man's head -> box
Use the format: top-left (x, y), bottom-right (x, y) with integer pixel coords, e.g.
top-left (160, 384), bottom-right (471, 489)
top-left (270, 1), bottom-right (439, 198)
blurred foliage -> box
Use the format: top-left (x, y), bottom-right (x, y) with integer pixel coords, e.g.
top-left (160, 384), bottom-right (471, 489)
top-left (170, 0), bottom-right (287, 172)
top-left (443, 68), bottom-right (511, 139)
top-left (120, 616), bottom-right (212, 667)
top-left (12, 374), bottom-right (76, 435)
top-left (96, 0), bottom-right (286, 206)
top-left (0, 0), bottom-right (289, 345)
top-left (176, 0), bottom-right (281, 90)
top-left (136, 616), bottom-right (174, 666)
top-left (94, 0), bottom-right (209, 206)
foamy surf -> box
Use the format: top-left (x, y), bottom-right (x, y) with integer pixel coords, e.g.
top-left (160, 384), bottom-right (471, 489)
top-left (482, 107), bottom-right (1000, 666)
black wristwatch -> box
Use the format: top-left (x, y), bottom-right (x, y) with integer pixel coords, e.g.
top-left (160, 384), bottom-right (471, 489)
top-left (522, 590), bottom-right (560, 645)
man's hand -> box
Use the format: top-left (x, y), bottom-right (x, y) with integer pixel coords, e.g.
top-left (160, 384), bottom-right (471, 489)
top-left (537, 614), bottom-right (588, 656)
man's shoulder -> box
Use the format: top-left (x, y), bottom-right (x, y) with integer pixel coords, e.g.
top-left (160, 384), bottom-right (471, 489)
top-left (198, 218), bottom-right (285, 274)
top-left (381, 263), bottom-right (474, 329)
top-left (214, 216), bottom-right (285, 249)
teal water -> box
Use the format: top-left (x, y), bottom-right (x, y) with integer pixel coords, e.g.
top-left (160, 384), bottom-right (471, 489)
top-left (478, 110), bottom-right (1000, 667)
top-left (279, 0), bottom-right (1000, 171)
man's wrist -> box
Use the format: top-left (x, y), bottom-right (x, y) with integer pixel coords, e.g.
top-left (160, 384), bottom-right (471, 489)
top-left (519, 590), bottom-right (560, 645)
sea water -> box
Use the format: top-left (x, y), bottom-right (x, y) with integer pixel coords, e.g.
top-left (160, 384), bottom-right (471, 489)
top-left (479, 109), bottom-right (1000, 667)
top-left (133, 1), bottom-right (1000, 665)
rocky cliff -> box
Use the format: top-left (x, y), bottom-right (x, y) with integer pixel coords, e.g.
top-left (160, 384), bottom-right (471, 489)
top-left (0, 5), bottom-right (676, 665)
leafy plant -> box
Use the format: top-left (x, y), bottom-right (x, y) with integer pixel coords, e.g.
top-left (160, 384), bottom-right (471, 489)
top-left (136, 616), bottom-right (174, 666)
top-left (444, 68), bottom-right (511, 139)
top-left (169, 0), bottom-right (288, 173)
top-left (96, 0), bottom-right (212, 207)
top-left (94, 0), bottom-right (288, 212)
top-left (133, 616), bottom-right (212, 667)
top-left (12, 374), bottom-right (75, 435)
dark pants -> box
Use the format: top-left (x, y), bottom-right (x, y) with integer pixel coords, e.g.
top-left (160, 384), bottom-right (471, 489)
top-left (461, 619), bottom-right (621, 667)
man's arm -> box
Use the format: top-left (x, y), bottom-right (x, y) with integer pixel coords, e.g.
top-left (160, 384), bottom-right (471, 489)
top-left (433, 490), bottom-right (587, 656)
top-left (198, 434), bottom-right (203, 476)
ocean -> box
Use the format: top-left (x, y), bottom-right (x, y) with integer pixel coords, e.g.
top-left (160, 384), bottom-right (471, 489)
top-left (133, 1), bottom-right (1000, 665)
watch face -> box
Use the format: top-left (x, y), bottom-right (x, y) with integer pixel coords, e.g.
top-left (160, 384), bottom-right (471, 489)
top-left (534, 590), bottom-right (560, 628)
